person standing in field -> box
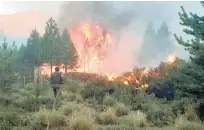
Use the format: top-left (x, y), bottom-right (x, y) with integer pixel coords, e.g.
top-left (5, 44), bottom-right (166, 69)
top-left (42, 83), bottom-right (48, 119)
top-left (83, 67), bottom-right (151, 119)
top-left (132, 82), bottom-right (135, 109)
top-left (50, 67), bottom-right (63, 97)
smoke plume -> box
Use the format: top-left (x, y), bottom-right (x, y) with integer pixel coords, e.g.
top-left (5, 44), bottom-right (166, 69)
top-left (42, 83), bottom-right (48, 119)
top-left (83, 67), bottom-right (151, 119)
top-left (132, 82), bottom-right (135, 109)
top-left (57, 1), bottom-right (179, 75)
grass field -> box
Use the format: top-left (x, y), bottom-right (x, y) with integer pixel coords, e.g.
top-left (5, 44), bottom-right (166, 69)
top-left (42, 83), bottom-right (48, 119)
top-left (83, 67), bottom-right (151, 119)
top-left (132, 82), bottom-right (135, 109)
top-left (0, 78), bottom-right (203, 130)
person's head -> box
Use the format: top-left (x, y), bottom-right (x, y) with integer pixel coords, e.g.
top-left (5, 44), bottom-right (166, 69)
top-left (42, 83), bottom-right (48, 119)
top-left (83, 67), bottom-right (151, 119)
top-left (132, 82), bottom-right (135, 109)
top-left (55, 67), bottom-right (60, 72)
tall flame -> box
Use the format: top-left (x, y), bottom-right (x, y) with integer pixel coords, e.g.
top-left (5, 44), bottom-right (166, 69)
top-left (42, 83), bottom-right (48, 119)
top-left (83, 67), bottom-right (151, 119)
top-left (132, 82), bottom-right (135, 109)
top-left (167, 54), bottom-right (176, 64)
top-left (69, 21), bottom-right (112, 73)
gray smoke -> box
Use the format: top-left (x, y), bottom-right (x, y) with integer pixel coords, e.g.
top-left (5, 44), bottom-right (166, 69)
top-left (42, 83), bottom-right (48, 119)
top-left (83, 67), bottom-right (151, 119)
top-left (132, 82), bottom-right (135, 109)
top-left (57, 1), bottom-right (137, 32)
top-left (56, 1), bottom-right (191, 71)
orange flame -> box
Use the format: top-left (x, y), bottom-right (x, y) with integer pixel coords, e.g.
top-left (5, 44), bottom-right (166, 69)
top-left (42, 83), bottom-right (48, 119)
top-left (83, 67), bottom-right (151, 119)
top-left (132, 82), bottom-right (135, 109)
top-left (167, 54), bottom-right (176, 64)
top-left (69, 21), bottom-right (112, 73)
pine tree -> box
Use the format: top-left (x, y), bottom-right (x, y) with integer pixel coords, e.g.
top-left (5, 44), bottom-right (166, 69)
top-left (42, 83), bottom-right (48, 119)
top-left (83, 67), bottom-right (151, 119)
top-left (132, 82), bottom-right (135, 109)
top-left (139, 22), bottom-right (157, 66)
top-left (157, 22), bottom-right (174, 59)
top-left (172, 3), bottom-right (204, 98)
top-left (41, 17), bottom-right (60, 74)
top-left (57, 29), bottom-right (79, 72)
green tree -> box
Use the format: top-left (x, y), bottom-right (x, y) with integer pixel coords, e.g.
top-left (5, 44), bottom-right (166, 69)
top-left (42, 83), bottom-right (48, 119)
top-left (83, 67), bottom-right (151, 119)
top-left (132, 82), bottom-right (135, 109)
top-left (139, 22), bottom-right (157, 66)
top-left (0, 38), bottom-right (16, 90)
top-left (59, 29), bottom-right (79, 72)
top-left (22, 28), bottom-right (41, 81)
top-left (41, 17), bottom-right (60, 74)
top-left (173, 3), bottom-right (204, 98)
top-left (157, 22), bottom-right (174, 59)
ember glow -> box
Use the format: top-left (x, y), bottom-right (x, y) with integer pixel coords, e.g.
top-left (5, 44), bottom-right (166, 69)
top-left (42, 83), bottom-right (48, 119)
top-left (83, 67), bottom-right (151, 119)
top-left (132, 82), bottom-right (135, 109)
top-left (167, 54), bottom-right (176, 64)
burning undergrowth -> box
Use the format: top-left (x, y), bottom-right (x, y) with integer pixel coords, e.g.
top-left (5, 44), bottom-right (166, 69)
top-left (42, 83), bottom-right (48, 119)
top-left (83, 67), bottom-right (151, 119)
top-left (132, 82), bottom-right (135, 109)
top-left (36, 20), bottom-right (177, 89)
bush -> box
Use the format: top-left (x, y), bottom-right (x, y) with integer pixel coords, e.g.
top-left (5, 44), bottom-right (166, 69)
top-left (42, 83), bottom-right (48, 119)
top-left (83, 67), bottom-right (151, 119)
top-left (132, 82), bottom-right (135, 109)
top-left (171, 98), bottom-right (190, 116)
top-left (112, 85), bottom-right (137, 106)
top-left (82, 82), bottom-right (116, 103)
top-left (120, 111), bottom-right (147, 128)
top-left (60, 102), bottom-right (85, 116)
top-left (33, 109), bottom-right (67, 128)
top-left (184, 104), bottom-right (198, 121)
top-left (175, 116), bottom-right (204, 130)
top-left (98, 125), bottom-right (133, 130)
top-left (61, 91), bottom-right (76, 102)
top-left (103, 95), bottom-right (117, 107)
top-left (96, 107), bottom-right (117, 125)
top-left (114, 103), bottom-right (129, 117)
top-left (63, 79), bottom-right (79, 93)
top-left (75, 94), bottom-right (83, 103)
top-left (69, 106), bottom-right (96, 130)
top-left (14, 95), bottom-right (56, 112)
top-left (146, 103), bottom-right (175, 127)
top-left (0, 112), bottom-right (21, 130)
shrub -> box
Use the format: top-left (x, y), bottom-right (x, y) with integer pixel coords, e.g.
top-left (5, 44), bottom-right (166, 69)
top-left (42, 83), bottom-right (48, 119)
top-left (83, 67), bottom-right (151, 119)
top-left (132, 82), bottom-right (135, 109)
top-left (64, 79), bottom-right (79, 93)
top-left (96, 107), bottom-right (117, 125)
top-left (175, 116), bottom-right (204, 130)
top-left (171, 98), bottom-right (190, 116)
top-left (69, 106), bottom-right (96, 130)
top-left (98, 125), bottom-right (133, 130)
top-left (82, 83), bottom-right (116, 103)
top-left (61, 91), bottom-right (76, 102)
top-left (13, 95), bottom-right (56, 112)
top-left (33, 109), bottom-right (67, 128)
top-left (121, 111), bottom-right (147, 128)
top-left (146, 103), bottom-right (175, 127)
top-left (114, 103), bottom-right (129, 117)
top-left (112, 85), bottom-right (137, 106)
top-left (60, 102), bottom-right (85, 116)
top-left (0, 112), bottom-right (21, 130)
top-left (184, 104), bottom-right (198, 121)
top-left (75, 94), bottom-right (83, 103)
top-left (103, 95), bottom-right (117, 107)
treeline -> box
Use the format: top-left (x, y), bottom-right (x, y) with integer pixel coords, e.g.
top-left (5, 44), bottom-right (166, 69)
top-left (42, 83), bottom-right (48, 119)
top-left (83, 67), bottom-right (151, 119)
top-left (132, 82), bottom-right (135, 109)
top-left (139, 22), bottom-right (174, 66)
top-left (0, 18), bottom-right (79, 83)
top-left (1, 2), bottom-right (204, 101)
top-left (16, 18), bottom-right (79, 82)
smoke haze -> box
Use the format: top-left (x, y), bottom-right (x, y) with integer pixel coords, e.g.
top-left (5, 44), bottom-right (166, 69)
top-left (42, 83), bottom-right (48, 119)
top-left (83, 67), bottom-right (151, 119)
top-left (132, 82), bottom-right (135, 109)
top-left (1, 1), bottom-right (203, 74)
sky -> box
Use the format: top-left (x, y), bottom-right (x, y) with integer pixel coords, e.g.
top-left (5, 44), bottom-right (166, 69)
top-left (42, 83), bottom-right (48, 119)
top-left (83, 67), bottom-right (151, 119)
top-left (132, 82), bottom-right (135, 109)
top-left (0, 1), bottom-right (203, 61)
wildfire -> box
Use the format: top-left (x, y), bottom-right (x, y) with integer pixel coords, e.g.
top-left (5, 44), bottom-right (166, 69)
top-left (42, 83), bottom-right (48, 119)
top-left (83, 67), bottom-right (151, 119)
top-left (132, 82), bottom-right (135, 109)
top-left (35, 20), bottom-right (177, 91)
top-left (167, 54), bottom-right (176, 64)
top-left (69, 21), bottom-right (113, 73)
top-left (107, 73), bottom-right (117, 81)
top-left (124, 81), bottom-right (129, 85)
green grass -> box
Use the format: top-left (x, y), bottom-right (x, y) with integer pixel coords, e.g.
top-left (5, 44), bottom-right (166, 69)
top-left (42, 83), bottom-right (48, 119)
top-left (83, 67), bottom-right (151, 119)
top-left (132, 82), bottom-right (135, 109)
top-left (0, 78), bottom-right (202, 130)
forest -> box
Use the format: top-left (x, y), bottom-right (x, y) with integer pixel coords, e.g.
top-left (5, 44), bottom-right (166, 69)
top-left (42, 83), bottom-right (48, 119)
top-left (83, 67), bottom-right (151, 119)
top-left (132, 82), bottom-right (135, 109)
top-left (0, 2), bottom-right (204, 130)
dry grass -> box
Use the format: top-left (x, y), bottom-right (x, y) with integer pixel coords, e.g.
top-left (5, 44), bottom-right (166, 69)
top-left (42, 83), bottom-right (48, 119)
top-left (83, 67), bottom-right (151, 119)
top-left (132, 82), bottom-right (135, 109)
top-left (114, 103), bottom-right (129, 117)
top-left (103, 95), bottom-right (117, 107)
top-left (34, 108), bottom-right (67, 127)
top-left (96, 107), bottom-right (117, 125)
top-left (175, 116), bottom-right (204, 130)
top-left (121, 111), bottom-right (147, 128)
top-left (61, 91), bottom-right (76, 102)
top-left (68, 106), bottom-right (96, 130)
top-left (184, 104), bottom-right (198, 121)
top-left (60, 102), bottom-right (85, 116)
top-left (75, 94), bottom-right (84, 103)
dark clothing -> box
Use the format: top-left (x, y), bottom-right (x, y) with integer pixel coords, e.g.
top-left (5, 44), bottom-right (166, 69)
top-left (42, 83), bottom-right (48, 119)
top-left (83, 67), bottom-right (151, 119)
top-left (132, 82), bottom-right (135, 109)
top-left (50, 71), bottom-right (63, 97)
top-left (51, 84), bottom-right (61, 98)
top-left (50, 71), bottom-right (63, 84)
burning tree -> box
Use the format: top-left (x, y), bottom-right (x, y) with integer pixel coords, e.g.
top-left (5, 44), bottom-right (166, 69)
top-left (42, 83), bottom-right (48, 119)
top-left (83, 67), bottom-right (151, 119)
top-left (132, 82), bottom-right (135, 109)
top-left (69, 21), bottom-right (112, 73)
